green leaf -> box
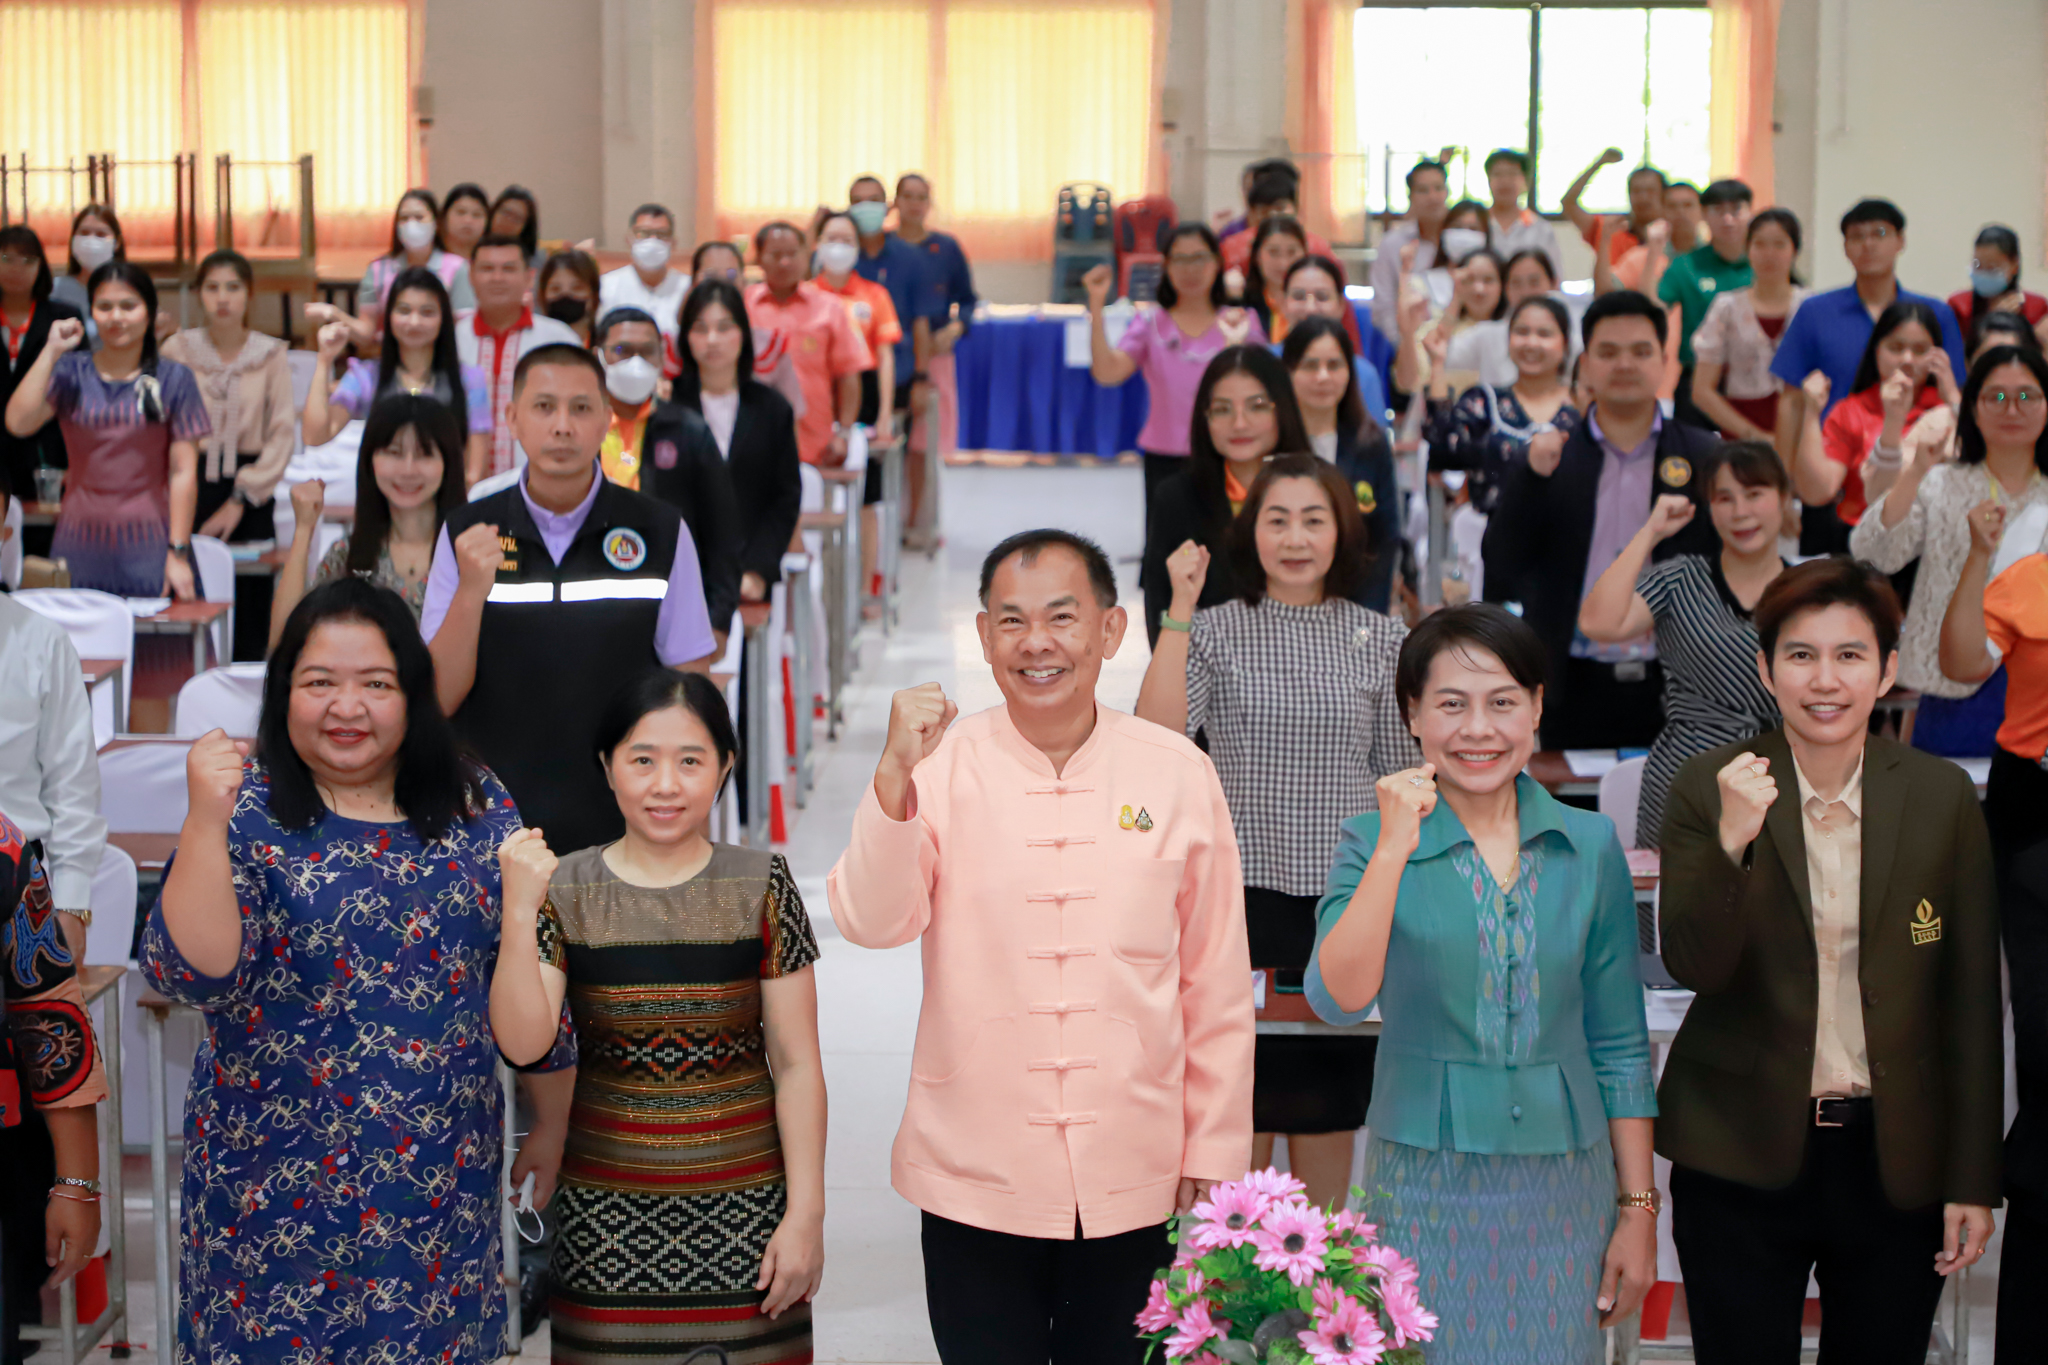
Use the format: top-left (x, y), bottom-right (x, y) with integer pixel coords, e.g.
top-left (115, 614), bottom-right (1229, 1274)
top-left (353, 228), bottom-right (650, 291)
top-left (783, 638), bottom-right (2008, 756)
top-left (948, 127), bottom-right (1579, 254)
top-left (1296, 1284), bottom-right (1314, 1312)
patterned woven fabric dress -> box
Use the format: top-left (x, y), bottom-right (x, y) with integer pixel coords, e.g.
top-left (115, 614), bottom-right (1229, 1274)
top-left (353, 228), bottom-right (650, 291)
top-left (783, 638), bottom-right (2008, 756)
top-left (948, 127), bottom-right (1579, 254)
top-left (545, 843), bottom-right (821, 1365)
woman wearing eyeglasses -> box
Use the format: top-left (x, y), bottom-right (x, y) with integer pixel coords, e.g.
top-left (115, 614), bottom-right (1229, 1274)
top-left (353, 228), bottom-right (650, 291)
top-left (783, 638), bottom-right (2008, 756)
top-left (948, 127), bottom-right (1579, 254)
top-left (1851, 344), bottom-right (2048, 755)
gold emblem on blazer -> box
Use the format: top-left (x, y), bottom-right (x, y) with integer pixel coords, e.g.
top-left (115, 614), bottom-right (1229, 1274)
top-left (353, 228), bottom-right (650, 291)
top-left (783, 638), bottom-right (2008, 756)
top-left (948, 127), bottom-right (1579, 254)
top-left (1658, 456), bottom-right (1692, 489)
top-left (1135, 808), bottom-right (1154, 832)
top-left (1911, 898), bottom-right (1942, 946)
top-left (1119, 805), bottom-right (1137, 830)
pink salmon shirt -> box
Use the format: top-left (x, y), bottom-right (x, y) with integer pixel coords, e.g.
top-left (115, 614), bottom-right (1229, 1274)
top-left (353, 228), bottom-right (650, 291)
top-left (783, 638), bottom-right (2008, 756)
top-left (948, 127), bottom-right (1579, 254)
top-left (828, 702), bottom-right (1255, 1240)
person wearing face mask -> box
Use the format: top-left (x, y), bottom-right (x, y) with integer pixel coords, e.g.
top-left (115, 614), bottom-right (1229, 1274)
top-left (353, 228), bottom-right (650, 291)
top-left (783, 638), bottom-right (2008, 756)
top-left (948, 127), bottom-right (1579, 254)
top-left (811, 210), bottom-right (903, 609)
top-left (46, 205), bottom-right (123, 324)
top-left (309, 189), bottom-right (476, 351)
top-left (537, 250), bottom-right (603, 345)
top-left (1948, 224), bottom-right (2048, 348)
top-left (848, 177), bottom-right (932, 437)
top-left (598, 205), bottom-right (691, 347)
top-left (593, 307), bottom-right (740, 628)
top-left (0, 225), bottom-right (84, 511)
top-left (1394, 245), bottom-right (1502, 400)
top-left (455, 235), bottom-right (580, 482)
top-left (1136, 454), bottom-right (1412, 1216)
top-left (745, 222), bottom-right (869, 466)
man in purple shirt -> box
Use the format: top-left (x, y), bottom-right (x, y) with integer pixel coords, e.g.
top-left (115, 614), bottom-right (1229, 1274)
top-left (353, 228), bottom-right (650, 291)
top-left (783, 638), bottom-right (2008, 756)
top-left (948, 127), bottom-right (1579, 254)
top-left (425, 343), bottom-right (718, 852)
top-left (1484, 291), bottom-right (1721, 749)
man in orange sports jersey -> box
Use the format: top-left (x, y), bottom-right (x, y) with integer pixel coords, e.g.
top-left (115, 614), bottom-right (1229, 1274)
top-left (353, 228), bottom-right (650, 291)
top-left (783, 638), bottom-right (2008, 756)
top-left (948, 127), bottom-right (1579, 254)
top-left (744, 221), bottom-right (867, 465)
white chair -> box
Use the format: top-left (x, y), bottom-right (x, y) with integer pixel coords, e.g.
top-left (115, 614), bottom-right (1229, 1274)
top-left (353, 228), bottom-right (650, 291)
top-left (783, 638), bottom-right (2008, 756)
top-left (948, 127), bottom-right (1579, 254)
top-left (1, 491), bottom-right (21, 589)
top-left (87, 845), bottom-right (139, 967)
top-left (191, 534), bottom-right (235, 663)
top-left (174, 663), bottom-right (267, 737)
top-left (468, 466), bottom-right (522, 502)
top-left (1598, 754), bottom-right (1649, 852)
top-left (98, 740), bottom-right (194, 835)
top-left (14, 588), bottom-right (134, 745)
top-left (85, 842), bottom-right (190, 1151)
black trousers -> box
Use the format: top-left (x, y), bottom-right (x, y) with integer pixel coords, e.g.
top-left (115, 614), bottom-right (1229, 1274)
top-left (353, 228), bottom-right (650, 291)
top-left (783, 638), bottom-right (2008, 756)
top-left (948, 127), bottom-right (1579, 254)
top-left (1541, 655), bottom-right (1665, 751)
top-left (921, 1212), bottom-right (1171, 1365)
top-left (1670, 1121), bottom-right (1946, 1365)
top-left (1998, 1189), bottom-right (2048, 1364)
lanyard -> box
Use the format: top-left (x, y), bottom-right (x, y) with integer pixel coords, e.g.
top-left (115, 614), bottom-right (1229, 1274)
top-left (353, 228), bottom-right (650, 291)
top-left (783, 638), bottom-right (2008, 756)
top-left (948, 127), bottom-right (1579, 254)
top-left (1, 301), bottom-right (32, 364)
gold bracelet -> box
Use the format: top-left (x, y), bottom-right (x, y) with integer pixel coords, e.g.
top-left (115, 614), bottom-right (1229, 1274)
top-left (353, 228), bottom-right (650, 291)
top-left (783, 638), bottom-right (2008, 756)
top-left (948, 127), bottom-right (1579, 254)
top-left (1617, 1189), bottom-right (1662, 1216)
top-left (60, 906), bottom-right (94, 928)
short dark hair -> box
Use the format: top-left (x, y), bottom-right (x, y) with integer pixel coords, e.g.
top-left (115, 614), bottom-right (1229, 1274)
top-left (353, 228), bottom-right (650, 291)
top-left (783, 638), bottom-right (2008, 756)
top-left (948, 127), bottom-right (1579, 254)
top-left (1405, 160), bottom-right (1447, 192)
top-left (259, 576), bottom-right (487, 843)
top-left (1754, 556), bottom-right (1902, 666)
top-left (677, 277), bottom-right (756, 389)
top-left (1247, 170), bottom-right (1298, 211)
top-left (1501, 246), bottom-right (1558, 288)
top-left (1394, 603), bottom-right (1548, 717)
top-left (848, 175), bottom-right (886, 199)
top-left (1580, 289), bottom-right (1668, 348)
top-left (1244, 157), bottom-right (1299, 186)
top-left (472, 233), bottom-right (527, 259)
top-left (595, 307), bottom-right (660, 346)
top-left (1840, 198), bottom-right (1906, 234)
top-left (1663, 181), bottom-right (1702, 202)
top-left (513, 341), bottom-right (606, 395)
top-left (193, 248), bottom-right (252, 291)
top-left (895, 172), bottom-right (931, 197)
top-left (351, 394), bottom-right (466, 575)
top-left (1628, 165), bottom-right (1668, 189)
top-left (1696, 439), bottom-right (1791, 499)
top-left (691, 239), bottom-right (746, 277)
top-left (1956, 344), bottom-right (2048, 474)
top-left (441, 182), bottom-right (491, 223)
top-left (1700, 179), bottom-right (1754, 209)
top-left (0, 225), bottom-right (54, 303)
top-left (754, 220), bottom-right (805, 255)
top-left (489, 185), bottom-right (540, 258)
top-left (1155, 223), bottom-right (1227, 311)
top-left (978, 530), bottom-right (1118, 610)
top-left (1227, 453), bottom-right (1367, 606)
top-left (537, 248), bottom-right (601, 313)
top-left (1483, 148), bottom-right (1530, 178)
top-left (630, 203), bottom-right (675, 230)
top-left (593, 667), bottom-right (738, 794)
top-left (1970, 312), bottom-right (2042, 361)
top-left (1747, 207), bottom-right (1803, 257)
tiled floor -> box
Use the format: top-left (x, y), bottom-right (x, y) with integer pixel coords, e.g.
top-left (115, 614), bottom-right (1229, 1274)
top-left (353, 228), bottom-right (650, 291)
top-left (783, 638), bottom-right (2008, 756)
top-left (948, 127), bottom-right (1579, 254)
top-left (80, 461), bottom-right (2007, 1363)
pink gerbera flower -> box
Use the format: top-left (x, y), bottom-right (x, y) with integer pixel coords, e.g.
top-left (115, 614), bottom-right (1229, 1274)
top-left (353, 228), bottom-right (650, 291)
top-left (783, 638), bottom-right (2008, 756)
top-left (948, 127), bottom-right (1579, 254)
top-left (1164, 1299), bottom-right (1227, 1360)
top-left (1242, 1167), bottom-right (1309, 1203)
top-left (1186, 1181), bottom-right (1270, 1250)
top-left (1296, 1288), bottom-right (1387, 1365)
top-left (1331, 1207), bottom-right (1379, 1245)
top-left (1357, 1243), bottom-right (1419, 1290)
top-left (1381, 1278), bottom-right (1439, 1348)
top-left (1250, 1199), bottom-right (1331, 1287)
top-left (1136, 1277), bottom-right (1178, 1333)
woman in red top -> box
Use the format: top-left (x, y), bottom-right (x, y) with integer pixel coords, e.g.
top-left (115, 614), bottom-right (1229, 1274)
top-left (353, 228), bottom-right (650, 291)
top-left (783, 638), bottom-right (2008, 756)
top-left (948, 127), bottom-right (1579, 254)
top-left (1794, 298), bottom-right (1958, 528)
top-left (1948, 225), bottom-right (2048, 349)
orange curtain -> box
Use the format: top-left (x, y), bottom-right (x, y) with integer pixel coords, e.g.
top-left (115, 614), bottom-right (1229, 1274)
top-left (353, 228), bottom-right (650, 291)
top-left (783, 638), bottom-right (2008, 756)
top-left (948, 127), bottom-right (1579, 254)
top-left (1710, 0), bottom-right (1780, 203)
top-left (1287, 0), bottom-right (1363, 246)
top-left (705, 0), bottom-right (1157, 261)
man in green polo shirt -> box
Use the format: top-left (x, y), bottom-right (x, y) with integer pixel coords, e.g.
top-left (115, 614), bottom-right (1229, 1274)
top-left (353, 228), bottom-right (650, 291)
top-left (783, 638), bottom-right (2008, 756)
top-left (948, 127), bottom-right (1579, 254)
top-left (1659, 178), bottom-right (1754, 429)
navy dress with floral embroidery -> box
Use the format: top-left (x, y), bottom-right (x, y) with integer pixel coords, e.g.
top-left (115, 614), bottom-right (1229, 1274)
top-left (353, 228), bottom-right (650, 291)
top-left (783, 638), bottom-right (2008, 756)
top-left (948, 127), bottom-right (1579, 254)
top-left (141, 761), bottom-right (571, 1365)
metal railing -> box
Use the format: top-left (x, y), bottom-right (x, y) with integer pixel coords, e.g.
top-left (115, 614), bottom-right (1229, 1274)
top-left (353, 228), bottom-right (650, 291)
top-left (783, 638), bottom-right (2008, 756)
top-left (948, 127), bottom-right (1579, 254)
top-left (0, 150), bottom-right (315, 272)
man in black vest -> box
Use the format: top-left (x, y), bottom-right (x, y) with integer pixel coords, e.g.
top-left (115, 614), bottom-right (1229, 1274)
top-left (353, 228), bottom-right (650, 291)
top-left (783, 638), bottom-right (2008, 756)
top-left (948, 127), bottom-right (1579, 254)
top-left (423, 343), bottom-right (719, 854)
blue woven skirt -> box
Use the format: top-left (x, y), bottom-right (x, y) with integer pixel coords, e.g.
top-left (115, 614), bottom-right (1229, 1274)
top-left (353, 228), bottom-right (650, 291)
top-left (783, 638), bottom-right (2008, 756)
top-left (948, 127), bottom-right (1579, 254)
top-left (51, 514), bottom-right (168, 597)
top-left (1360, 1133), bottom-right (1615, 1365)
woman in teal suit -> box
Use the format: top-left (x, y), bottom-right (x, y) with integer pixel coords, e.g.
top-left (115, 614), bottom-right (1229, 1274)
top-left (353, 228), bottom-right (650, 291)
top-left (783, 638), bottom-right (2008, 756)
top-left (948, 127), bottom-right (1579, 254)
top-left (1307, 603), bottom-right (1658, 1365)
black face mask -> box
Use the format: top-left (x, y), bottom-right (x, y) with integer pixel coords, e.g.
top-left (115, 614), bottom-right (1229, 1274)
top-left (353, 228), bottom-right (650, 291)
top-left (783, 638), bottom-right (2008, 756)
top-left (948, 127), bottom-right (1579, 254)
top-left (544, 297), bottom-right (589, 326)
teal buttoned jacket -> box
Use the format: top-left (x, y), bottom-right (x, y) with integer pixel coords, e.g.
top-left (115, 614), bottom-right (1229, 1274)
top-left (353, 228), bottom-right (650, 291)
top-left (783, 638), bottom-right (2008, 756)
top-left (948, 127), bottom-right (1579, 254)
top-left (1306, 774), bottom-right (1657, 1155)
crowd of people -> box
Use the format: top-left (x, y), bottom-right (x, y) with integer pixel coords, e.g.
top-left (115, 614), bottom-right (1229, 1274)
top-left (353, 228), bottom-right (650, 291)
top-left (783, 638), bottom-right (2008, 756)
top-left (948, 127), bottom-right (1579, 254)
top-left (0, 140), bottom-right (2041, 1365)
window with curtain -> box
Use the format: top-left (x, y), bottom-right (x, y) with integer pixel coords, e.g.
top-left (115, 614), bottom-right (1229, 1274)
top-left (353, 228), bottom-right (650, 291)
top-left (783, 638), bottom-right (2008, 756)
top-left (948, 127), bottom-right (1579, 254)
top-left (1352, 3), bottom-right (1711, 216)
top-left (710, 0), bottom-right (1156, 259)
top-left (0, 0), bottom-right (413, 252)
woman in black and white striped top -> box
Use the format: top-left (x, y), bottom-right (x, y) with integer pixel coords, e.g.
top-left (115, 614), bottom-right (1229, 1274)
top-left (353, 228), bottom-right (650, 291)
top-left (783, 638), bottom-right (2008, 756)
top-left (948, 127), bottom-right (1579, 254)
top-left (1578, 440), bottom-right (1788, 847)
top-left (1135, 451), bottom-right (1417, 1213)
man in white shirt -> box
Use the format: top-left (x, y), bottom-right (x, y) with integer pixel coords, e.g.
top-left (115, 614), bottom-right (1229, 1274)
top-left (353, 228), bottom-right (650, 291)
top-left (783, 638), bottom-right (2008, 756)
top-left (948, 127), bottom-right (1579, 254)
top-left (0, 584), bottom-right (106, 958)
top-left (1484, 148), bottom-right (1564, 282)
top-left (456, 234), bottom-right (580, 481)
top-left (1369, 159), bottom-right (1452, 346)
top-left (598, 204), bottom-right (691, 342)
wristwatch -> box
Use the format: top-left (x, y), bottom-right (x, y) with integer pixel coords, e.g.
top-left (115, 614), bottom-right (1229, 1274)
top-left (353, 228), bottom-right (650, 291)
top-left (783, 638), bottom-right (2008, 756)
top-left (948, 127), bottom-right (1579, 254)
top-left (169, 542), bottom-right (194, 561)
top-left (1617, 1189), bottom-right (1662, 1216)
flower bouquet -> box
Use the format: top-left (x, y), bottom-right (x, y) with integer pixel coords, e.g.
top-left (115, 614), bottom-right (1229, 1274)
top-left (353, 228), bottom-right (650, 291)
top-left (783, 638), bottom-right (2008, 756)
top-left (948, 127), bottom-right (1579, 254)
top-left (1136, 1169), bottom-right (1437, 1364)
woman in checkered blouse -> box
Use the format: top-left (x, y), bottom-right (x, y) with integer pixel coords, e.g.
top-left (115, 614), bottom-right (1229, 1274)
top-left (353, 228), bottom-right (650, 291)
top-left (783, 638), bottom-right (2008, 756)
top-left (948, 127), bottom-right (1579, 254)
top-left (1135, 451), bottom-right (1418, 1211)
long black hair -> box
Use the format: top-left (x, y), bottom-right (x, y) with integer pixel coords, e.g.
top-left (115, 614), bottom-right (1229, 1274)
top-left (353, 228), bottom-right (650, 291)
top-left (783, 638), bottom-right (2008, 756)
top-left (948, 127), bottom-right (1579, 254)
top-left (258, 576), bottom-right (486, 843)
top-left (1187, 345), bottom-right (1310, 531)
top-left (593, 667), bottom-right (739, 798)
top-left (86, 260), bottom-right (165, 421)
top-left (441, 183), bottom-right (491, 238)
top-left (1850, 299), bottom-right (1946, 395)
top-left (1155, 223), bottom-right (1228, 311)
top-left (0, 225), bottom-right (53, 302)
top-left (674, 277), bottom-right (756, 403)
top-left (491, 186), bottom-right (541, 261)
top-left (1454, 249), bottom-right (1509, 320)
top-left (385, 188), bottom-right (444, 258)
top-left (375, 266), bottom-right (469, 433)
top-left (349, 394), bottom-right (467, 574)
top-left (1280, 315), bottom-right (1367, 438)
top-left (1956, 344), bottom-right (2048, 473)
top-left (1244, 213), bottom-right (1309, 311)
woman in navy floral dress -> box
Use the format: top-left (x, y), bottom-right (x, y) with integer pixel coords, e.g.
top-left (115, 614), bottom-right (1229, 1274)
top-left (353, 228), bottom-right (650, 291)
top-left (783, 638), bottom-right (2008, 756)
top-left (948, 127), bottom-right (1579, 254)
top-left (144, 577), bottom-right (570, 1365)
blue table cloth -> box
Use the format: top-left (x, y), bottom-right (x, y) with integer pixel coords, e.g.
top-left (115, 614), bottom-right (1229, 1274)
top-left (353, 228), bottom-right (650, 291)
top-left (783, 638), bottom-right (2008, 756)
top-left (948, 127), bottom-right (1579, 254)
top-left (955, 304), bottom-right (1393, 458)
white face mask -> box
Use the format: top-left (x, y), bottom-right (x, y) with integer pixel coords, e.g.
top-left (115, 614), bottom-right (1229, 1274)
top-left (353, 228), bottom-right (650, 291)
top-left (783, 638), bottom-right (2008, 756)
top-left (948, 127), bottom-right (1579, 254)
top-left (396, 219), bottom-right (436, 252)
top-left (71, 234), bottom-right (117, 272)
top-left (630, 237), bottom-right (673, 273)
top-left (815, 241), bottom-right (859, 276)
top-left (604, 355), bottom-right (660, 405)
top-left (1439, 227), bottom-right (1488, 264)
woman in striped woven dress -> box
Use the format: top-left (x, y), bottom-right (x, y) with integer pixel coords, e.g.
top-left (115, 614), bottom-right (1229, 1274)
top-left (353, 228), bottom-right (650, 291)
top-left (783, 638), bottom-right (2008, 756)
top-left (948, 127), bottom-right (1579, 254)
top-left (1577, 440), bottom-right (1789, 847)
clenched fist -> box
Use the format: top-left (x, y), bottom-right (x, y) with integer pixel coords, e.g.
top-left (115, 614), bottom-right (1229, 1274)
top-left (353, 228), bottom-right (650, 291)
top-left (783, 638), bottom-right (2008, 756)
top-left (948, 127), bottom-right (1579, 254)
top-left (874, 683), bottom-right (957, 821)
top-left (289, 477), bottom-right (326, 526)
top-left (1082, 264), bottom-right (1114, 310)
top-left (1527, 428), bottom-right (1567, 478)
top-left (1645, 492), bottom-right (1697, 543)
top-left (1164, 540), bottom-right (1210, 621)
top-left (1716, 751), bottom-right (1778, 860)
top-left (1374, 764), bottom-right (1439, 859)
top-left (453, 522), bottom-right (503, 593)
top-left (47, 318), bottom-right (85, 355)
top-left (497, 827), bottom-right (557, 922)
top-left (186, 729), bottom-right (251, 832)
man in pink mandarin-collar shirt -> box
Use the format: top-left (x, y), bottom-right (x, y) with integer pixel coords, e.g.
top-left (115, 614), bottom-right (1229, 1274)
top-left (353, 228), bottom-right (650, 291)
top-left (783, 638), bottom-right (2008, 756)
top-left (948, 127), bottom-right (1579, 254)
top-left (829, 529), bottom-right (1253, 1364)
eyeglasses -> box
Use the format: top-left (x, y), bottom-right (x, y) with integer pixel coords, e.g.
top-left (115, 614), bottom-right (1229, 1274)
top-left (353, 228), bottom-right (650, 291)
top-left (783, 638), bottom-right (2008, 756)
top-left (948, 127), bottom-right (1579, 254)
top-left (1844, 225), bottom-right (1894, 245)
top-left (0, 254), bottom-right (34, 268)
top-left (1206, 396), bottom-right (1276, 422)
top-left (1980, 388), bottom-right (2044, 413)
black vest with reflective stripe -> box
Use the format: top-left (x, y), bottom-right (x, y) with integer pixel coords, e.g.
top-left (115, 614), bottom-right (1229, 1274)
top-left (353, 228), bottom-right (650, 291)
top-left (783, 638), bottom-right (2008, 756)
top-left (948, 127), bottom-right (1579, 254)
top-left (445, 476), bottom-right (682, 853)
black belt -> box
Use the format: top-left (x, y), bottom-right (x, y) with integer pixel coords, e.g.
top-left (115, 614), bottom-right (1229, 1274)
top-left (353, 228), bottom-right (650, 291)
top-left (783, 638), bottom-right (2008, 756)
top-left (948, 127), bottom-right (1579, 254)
top-left (1813, 1095), bottom-right (1872, 1128)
